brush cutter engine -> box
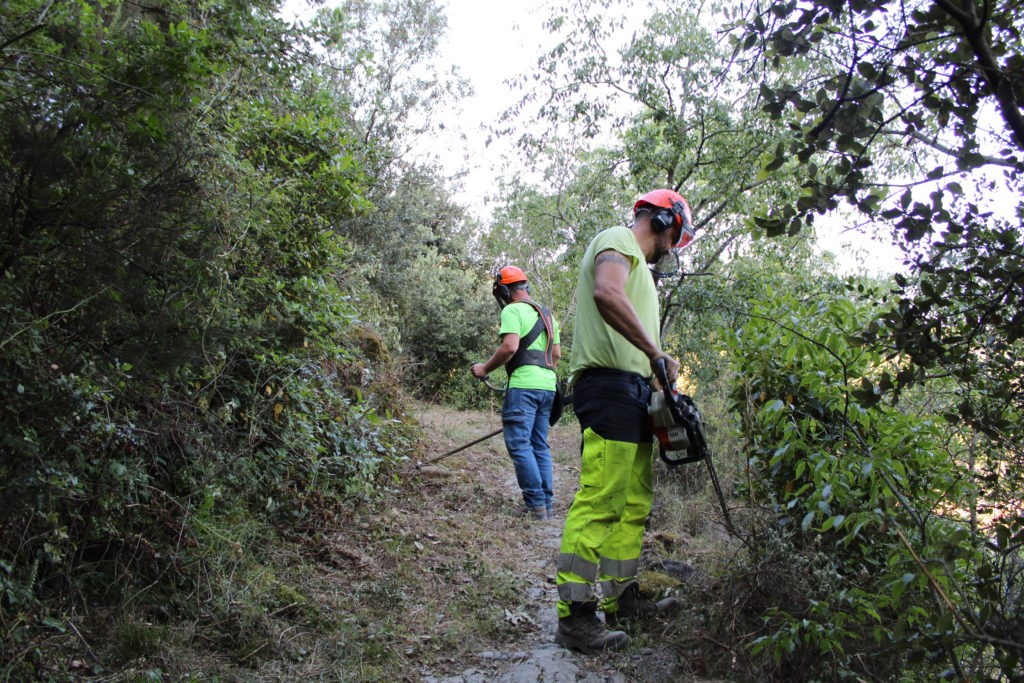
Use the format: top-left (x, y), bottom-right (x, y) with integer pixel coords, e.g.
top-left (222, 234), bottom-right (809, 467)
top-left (647, 359), bottom-right (735, 533)
top-left (649, 359), bottom-right (710, 466)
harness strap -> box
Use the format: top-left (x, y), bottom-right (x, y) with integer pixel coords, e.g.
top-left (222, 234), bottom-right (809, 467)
top-left (505, 299), bottom-right (555, 375)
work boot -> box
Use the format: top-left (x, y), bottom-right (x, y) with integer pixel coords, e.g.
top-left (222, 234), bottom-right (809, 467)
top-left (555, 601), bottom-right (630, 654)
top-left (604, 582), bottom-right (681, 628)
top-left (529, 507), bottom-right (549, 520)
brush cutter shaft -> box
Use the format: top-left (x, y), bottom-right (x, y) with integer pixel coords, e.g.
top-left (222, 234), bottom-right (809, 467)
top-left (426, 427), bottom-right (503, 464)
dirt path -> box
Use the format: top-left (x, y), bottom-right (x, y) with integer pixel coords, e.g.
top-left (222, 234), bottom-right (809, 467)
top-left (407, 400), bottom-right (680, 682)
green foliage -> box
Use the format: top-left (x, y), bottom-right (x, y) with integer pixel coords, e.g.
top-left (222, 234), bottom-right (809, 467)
top-left (724, 280), bottom-right (1021, 679)
top-left (743, 0), bottom-right (1023, 238)
top-left (300, 1), bottom-right (491, 395)
top-left (406, 253), bottom-right (496, 398)
top-left (505, 0), bottom-right (820, 254)
top-left (737, 5), bottom-right (1024, 676)
top-left (2, 0), bottom-right (1020, 679)
top-left (0, 1), bottom-right (415, 676)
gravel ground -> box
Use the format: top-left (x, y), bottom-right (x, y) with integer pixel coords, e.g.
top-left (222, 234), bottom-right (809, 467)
top-left (412, 401), bottom-right (684, 683)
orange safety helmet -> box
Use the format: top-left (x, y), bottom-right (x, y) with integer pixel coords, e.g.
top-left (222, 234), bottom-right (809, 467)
top-left (496, 265), bottom-right (528, 285)
top-left (493, 265), bottom-right (529, 307)
top-left (634, 189), bottom-right (695, 249)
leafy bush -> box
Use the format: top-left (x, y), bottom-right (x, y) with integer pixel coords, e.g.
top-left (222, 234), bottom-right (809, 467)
top-left (722, 281), bottom-right (1014, 679)
top-left (0, 1), bottom-right (414, 676)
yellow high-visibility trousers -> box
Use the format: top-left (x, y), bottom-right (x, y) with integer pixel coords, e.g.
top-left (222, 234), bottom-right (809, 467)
top-left (556, 427), bottom-right (653, 617)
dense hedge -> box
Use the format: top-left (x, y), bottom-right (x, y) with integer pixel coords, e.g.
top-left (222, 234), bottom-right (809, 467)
top-left (0, 1), bottom-right (416, 673)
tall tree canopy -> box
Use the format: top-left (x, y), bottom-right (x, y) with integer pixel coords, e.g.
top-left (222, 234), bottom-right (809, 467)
top-left (301, 0), bottom-right (495, 395)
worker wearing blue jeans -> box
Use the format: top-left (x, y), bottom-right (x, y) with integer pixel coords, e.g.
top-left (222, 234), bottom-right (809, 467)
top-left (501, 387), bottom-right (556, 516)
top-left (472, 266), bottom-right (561, 519)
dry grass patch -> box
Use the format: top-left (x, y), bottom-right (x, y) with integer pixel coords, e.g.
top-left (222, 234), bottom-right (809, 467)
top-left (87, 399), bottom-right (751, 682)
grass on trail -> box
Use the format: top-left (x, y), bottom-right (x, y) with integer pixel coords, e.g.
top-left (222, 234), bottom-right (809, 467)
top-left (66, 398), bottom-right (742, 682)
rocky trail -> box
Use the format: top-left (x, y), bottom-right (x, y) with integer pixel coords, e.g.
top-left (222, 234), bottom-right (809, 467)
top-left (406, 401), bottom-right (685, 683)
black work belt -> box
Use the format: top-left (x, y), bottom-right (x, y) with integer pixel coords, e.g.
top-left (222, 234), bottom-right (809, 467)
top-left (572, 367), bottom-right (653, 443)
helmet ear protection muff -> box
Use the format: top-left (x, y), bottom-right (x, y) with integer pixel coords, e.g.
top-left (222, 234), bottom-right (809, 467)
top-left (649, 200), bottom-right (691, 235)
top-left (492, 275), bottom-right (528, 307)
top-left (650, 209), bottom-right (675, 233)
top-left (493, 275), bottom-right (511, 305)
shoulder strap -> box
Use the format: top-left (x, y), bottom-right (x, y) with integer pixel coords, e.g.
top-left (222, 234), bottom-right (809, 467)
top-left (519, 299), bottom-right (555, 366)
top-left (504, 300), bottom-right (555, 375)
top-left (519, 315), bottom-right (546, 350)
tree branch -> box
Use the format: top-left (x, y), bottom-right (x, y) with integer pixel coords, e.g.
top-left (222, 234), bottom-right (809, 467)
top-left (932, 0), bottom-right (1024, 151)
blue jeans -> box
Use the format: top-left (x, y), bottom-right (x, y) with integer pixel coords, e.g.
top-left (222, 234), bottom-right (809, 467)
top-left (502, 387), bottom-right (555, 510)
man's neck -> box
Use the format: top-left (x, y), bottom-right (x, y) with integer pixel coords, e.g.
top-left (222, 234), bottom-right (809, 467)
top-left (630, 220), bottom-right (657, 263)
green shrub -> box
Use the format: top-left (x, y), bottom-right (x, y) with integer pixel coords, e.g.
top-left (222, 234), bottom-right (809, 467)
top-left (723, 283), bottom-right (1000, 679)
top-left (0, 1), bottom-right (411, 675)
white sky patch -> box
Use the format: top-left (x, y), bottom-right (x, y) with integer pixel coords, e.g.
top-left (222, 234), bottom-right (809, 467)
top-left (433, 0), bottom-right (551, 216)
top-left (815, 216), bottom-right (907, 277)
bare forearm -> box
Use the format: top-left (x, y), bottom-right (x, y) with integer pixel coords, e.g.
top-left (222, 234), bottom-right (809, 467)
top-left (472, 334), bottom-right (520, 378)
top-left (591, 248), bottom-right (678, 381)
top-left (480, 345), bottom-right (516, 374)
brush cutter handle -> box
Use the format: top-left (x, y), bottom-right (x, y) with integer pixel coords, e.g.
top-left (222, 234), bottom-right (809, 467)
top-left (473, 370), bottom-right (509, 397)
top-left (654, 357), bottom-right (672, 391)
top-left (469, 364), bottom-right (507, 393)
top-left (482, 376), bottom-right (506, 393)
top-left (654, 358), bottom-right (686, 425)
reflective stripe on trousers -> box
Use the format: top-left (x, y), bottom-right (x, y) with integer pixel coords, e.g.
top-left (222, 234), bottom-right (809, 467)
top-left (556, 427), bottom-right (653, 617)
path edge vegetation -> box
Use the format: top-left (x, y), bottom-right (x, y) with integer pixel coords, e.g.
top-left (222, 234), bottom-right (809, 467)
top-left (2, 0), bottom-right (1023, 680)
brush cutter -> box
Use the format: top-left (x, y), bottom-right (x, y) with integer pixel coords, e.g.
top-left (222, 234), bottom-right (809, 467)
top-left (649, 359), bottom-right (710, 466)
top-left (418, 375), bottom-right (507, 466)
top-left (650, 358), bottom-right (735, 534)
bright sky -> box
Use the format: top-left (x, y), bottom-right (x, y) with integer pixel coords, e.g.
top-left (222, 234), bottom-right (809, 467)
top-left (278, 0), bottom-right (905, 274)
top-left (432, 0), bottom-right (551, 213)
